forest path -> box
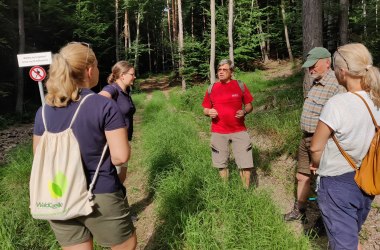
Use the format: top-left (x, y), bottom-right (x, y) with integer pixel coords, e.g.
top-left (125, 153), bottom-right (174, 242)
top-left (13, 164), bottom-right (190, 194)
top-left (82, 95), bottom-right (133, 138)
top-left (125, 75), bottom-right (172, 249)
top-left (1, 65), bottom-right (379, 249)
top-left (254, 60), bottom-right (380, 250)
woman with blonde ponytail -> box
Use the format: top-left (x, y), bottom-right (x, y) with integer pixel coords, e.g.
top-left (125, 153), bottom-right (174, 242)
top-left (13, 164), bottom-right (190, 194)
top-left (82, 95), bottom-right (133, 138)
top-left (310, 43), bottom-right (379, 250)
top-left (33, 43), bottom-right (136, 250)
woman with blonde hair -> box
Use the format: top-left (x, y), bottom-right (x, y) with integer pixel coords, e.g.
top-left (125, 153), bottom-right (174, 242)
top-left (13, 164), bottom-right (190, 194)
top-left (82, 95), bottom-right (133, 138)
top-left (33, 42), bottom-right (137, 250)
top-left (99, 61), bottom-right (136, 184)
top-left (310, 43), bottom-right (380, 249)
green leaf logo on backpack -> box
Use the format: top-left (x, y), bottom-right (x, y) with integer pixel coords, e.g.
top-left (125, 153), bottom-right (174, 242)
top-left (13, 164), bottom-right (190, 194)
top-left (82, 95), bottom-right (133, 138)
top-left (48, 172), bottom-right (68, 198)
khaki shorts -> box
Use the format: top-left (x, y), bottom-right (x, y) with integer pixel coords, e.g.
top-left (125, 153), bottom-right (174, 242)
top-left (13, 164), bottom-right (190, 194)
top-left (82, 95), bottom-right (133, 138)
top-left (211, 131), bottom-right (254, 169)
top-left (49, 190), bottom-right (135, 247)
top-left (297, 135), bottom-right (313, 174)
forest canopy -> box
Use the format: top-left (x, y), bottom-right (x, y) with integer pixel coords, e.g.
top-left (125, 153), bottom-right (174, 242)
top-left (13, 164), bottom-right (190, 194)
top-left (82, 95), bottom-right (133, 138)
top-left (0, 0), bottom-right (377, 114)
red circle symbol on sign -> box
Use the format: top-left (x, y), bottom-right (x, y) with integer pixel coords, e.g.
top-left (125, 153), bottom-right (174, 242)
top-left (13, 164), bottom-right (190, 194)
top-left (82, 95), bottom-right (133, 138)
top-left (29, 66), bottom-right (46, 81)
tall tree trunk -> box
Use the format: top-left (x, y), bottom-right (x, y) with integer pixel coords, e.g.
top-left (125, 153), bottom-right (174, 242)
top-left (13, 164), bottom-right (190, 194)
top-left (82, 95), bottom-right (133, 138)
top-left (124, 9), bottom-right (131, 55)
top-left (302, 0), bottom-right (323, 59)
top-left (172, 0), bottom-right (177, 42)
top-left (210, 0), bottom-right (216, 84)
top-left (147, 23), bottom-right (152, 73)
top-left (134, 11), bottom-right (141, 74)
top-left (16, 0), bottom-right (25, 114)
top-left (161, 29), bottom-right (165, 72)
top-left (266, 0), bottom-right (271, 60)
top-left (167, 0), bottom-right (175, 68)
top-left (253, 0), bottom-right (268, 63)
top-left (177, 0), bottom-right (186, 90)
top-left (339, 0), bottom-right (349, 45)
top-left (228, 0), bottom-right (234, 63)
top-left (280, 0), bottom-right (293, 61)
top-left (326, 0), bottom-right (334, 51)
top-left (115, 0), bottom-right (119, 61)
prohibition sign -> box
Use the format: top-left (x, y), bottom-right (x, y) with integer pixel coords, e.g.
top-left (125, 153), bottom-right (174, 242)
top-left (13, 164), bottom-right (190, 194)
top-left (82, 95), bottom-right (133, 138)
top-left (29, 66), bottom-right (46, 81)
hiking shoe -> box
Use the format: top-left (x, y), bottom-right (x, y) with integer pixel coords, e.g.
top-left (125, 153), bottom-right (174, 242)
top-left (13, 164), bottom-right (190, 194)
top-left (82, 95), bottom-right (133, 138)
top-left (284, 206), bottom-right (307, 224)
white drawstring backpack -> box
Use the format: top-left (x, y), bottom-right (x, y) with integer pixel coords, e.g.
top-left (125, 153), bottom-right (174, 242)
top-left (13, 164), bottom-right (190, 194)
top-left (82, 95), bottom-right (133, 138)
top-left (29, 94), bottom-right (108, 220)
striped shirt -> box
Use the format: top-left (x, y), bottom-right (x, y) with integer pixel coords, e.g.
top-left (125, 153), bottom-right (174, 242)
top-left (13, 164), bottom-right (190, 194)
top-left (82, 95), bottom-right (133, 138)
top-left (300, 69), bottom-right (345, 133)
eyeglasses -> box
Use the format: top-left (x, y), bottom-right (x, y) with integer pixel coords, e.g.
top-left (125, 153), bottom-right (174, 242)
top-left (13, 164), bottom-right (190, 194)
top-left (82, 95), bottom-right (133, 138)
top-left (69, 41), bottom-right (92, 65)
top-left (218, 68), bottom-right (230, 72)
top-left (334, 49), bottom-right (350, 71)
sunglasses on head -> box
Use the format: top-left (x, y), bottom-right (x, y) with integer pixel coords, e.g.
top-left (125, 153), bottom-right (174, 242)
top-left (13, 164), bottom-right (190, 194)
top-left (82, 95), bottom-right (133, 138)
top-left (69, 41), bottom-right (92, 64)
top-left (334, 48), bottom-right (350, 71)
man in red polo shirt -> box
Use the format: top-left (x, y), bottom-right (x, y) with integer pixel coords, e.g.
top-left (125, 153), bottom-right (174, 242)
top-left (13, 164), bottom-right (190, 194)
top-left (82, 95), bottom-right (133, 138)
top-left (202, 59), bottom-right (254, 188)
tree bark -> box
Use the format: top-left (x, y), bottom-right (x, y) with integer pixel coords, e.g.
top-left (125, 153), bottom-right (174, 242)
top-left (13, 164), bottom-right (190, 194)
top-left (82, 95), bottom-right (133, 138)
top-left (280, 0), bottom-right (293, 61)
top-left (167, 0), bottom-right (175, 68)
top-left (210, 0), bottom-right (216, 84)
top-left (302, 0), bottom-right (323, 59)
top-left (326, 0), bottom-right (334, 51)
top-left (172, 0), bottom-right (177, 42)
top-left (339, 0), bottom-right (349, 45)
top-left (115, 0), bottom-right (119, 61)
top-left (161, 29), bottom-right (165, 72)
top-left (124, 9), bottom-right (131, 53)
top-left (177, 0), bottom-right (186, 90)
top-left (147, 23), bottom-right (152, 73)
top-left (16, 0), bottom-right (25, 114)
top-left (254, 0), bottom-right (269, 63)
top-left (228, 0), bottom-right (234, 64)
top-left (134, 11), bottom-right (141, 74)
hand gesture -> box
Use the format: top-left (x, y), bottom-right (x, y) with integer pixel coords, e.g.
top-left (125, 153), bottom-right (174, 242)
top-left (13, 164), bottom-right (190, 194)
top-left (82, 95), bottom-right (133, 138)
top-left (208, 108), bottom-right (218, 118)
top-left (235, 109), bottom-right (245, 118)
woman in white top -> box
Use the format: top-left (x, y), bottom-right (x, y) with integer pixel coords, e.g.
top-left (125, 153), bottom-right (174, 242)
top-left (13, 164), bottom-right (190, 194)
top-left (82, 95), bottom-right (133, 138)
top-left (310, 43), bottom-right (380, 250)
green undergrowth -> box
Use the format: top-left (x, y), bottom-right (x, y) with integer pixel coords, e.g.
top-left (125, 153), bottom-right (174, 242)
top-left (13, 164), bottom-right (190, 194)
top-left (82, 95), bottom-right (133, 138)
top-left (141, 90), bottom-right (311, 249)
top-left (0, 144), bottom-right (59, 250)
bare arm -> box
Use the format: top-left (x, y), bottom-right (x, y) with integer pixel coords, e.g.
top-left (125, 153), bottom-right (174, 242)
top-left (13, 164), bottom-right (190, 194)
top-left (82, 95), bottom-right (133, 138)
top-left (105, 128), bottom-right (130, 166)
top-left (33, 135), bottom-right (41, 154)
top-left (99, 90), bottom-right (112, 99)
top-left (310, 121), bottom-right (333, 170)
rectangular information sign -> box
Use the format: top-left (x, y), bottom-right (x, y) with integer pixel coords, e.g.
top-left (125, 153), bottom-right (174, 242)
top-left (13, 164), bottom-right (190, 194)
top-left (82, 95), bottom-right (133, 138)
top-left (17, 52), bottom-right (52, 67)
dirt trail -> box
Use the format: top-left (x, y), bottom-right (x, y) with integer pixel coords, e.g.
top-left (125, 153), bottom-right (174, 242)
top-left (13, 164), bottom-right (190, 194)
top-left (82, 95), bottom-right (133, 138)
top-left (0, 123), bottom-right (33, 164)
top-left (2, 67), bottom-right (379, 249)
top-left (124, 77), bottom-right (172, 249)
top-left (256, 60), bottom-right (380, 250)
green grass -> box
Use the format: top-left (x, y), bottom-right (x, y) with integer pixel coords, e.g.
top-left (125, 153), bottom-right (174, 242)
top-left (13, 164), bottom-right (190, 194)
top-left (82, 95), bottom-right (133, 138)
top-left (139, 87), bottom-right (311, 249)
top-left (0, 144), bottom-right (59, 250)
top-left (0, 69), bottom-right (310, 249)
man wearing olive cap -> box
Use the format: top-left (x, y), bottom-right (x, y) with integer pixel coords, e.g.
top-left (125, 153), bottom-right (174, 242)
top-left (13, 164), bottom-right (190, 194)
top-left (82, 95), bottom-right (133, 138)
top-left (284, 47), bottom-right (346, 223)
